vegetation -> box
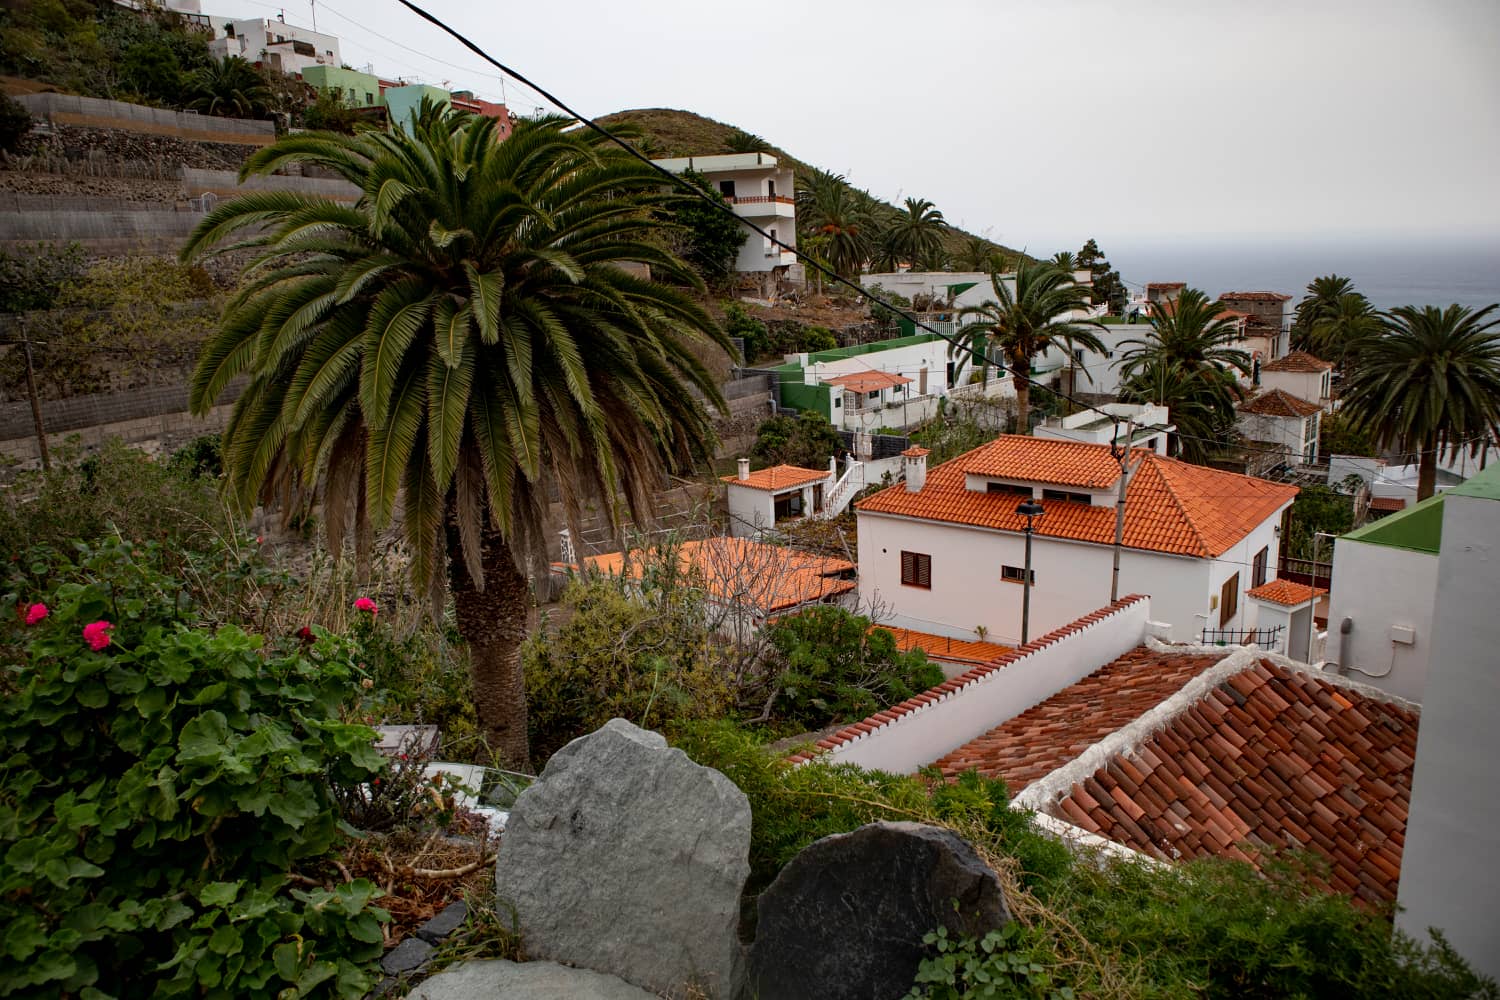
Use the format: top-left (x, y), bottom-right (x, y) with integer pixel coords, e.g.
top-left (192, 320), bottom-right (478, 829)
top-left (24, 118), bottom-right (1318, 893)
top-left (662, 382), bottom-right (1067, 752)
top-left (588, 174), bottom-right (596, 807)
top-left (1119, 288), bottom-right (1252, 382)
top-left (1284, 483), bottom-right (1357, 561)
top-left (751, 410), bottom-right (845, 469)
top-left (0, 241), bottom-right (87, 313)
top-left (181, 110), bottom-right (733, 769)
top-left (1291, 275), bottom-right (1381, 372)
top-left (955, 263), bottom-right (1105, 430)
top-left (1318, 409), bottom-right (1377, 458)
top-left (186, 55), bottom-right (272, 119)
top-left (1076, 238), bottom-right (1126, 315)
top-left (1340, 304), bottom-right (1500, 500)
top-left (767, 608), bottom-right (941, 726)
top-left (910, 398), bottom-right (1011, 464)
top-left (670, 169), bottom-right (749, 289)
top-left (797, 168), bottom-right (876, 279)
top-left (0, 91), bottom-right (31, 153)
top-left (1119, 360), bottom-right (1241, 464)
top-left (874, 198), bottom-right (949, 272)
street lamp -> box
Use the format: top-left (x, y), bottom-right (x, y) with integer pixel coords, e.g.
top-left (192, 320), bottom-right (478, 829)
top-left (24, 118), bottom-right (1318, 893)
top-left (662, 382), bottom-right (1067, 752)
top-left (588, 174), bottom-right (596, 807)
top-left (1016, 499), bottom-right (1045, 644)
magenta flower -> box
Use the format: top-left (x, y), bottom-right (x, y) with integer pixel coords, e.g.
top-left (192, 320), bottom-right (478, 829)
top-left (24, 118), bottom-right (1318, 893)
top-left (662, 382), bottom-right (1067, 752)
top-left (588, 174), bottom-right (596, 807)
top-left (25, 603), bottom-right (48, 626)
top-left (354, 597), bottom-right (378, 615)
top-left (82, 621), bottom-right (113, 651)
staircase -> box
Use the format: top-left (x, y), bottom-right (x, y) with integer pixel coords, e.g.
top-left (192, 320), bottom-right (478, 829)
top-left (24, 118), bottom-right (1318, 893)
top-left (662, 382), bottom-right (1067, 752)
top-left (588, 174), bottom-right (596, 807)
top-left (816, 461), bottom-right (865, 519)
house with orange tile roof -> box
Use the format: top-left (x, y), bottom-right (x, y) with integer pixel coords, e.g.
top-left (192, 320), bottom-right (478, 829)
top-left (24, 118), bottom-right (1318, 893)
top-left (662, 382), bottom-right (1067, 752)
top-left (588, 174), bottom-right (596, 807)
top-left (1259, 350), bottom-right (1334, 409)
top-left (1236, 387), bottom-right (1323, 465)
top-left (722, 457), bottom-right (839, 538)
top-left (854, 435), bottom-right (1298, 647)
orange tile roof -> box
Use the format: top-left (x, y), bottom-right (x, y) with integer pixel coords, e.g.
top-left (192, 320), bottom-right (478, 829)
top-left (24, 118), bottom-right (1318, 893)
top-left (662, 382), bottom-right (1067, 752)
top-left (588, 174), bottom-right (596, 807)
top-left (1240, 388), bottom-right (1322, 418)
top-left (1219, 291), bottom-right (1292, 302)
top-left (874, 626), bottom-right (1013, 666)
top-left (1051, 659), bottom-right (1418, 906)
top-left (901, 445), bottom-right (930, 458)
top-left (1246, 579), bottom-right (1328, 606)
top-left (958, 435), bottom-right (1128, 489)
top-left (856, 436), bottom-right (1298, 558)
top-left (1145, 282), bottom-right (1185, 290)
top-left (586, 537), bottom-right (854, 614)
top-left (934, 646), bottom-right (1226, 791)
top-left (721, 464), bottom-right (830, 492)
top-left (825, 370), bottom-right (912, 392)
top-left (1262, 350), bottom-right (1333, 373)
top-left (1369, 496), bottom-right (1407, 512)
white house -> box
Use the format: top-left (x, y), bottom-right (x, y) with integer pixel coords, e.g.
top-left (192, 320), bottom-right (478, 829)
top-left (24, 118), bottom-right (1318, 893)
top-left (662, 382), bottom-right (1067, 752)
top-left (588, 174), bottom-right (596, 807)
top-left (1258, 350), bottom-right (1333, 409)
top-left (208, 17), bottom-right (342, 75)
top-left (1034, 402), bottom-right (1173, 455)
top-left (1218, 291), bottom-right (1293, 363)
top-left (651, 153), bottom-right (796, 275)
top-left (722, 457), bottom-right (866, 538)
top-left (854, 435), bottom-right (1298, 646)
top-left (1236, 388), bottom-right (1322, 465)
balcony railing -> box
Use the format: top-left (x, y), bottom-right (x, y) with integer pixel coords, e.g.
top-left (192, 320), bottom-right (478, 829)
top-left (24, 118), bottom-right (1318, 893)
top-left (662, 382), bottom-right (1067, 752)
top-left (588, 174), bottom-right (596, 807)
top-left (730, 194), bottom-right (795, 205)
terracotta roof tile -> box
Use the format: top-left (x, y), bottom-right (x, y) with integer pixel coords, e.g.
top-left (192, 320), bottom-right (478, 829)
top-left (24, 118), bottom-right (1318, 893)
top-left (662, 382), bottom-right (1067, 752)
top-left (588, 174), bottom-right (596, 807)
top-left (1146, 282), bottom-right (1185, 290)
top-left (1246, 579), bottom-right (1328, 607)
top-left (901, 445), bottom-right (930, 458)
top-left (825, 370), bottom-right (912, 392)
top-left (721, 464), bottom-right (830, 492)
top-left (586, 537), bottom-right (853, 614)
top-left (1369, 497), bottom-right (1407, 512)
top-left (1050, 658), bottom-right (1418, 907)
top-left (1262, 350), bottom-right (1334, 373)
top-left (856, 436), bottom-right (1297, 558)
top-left (875, 626), bottom-right (1013, 666)
top-left (1239, 388), bottom-right (1323, 418)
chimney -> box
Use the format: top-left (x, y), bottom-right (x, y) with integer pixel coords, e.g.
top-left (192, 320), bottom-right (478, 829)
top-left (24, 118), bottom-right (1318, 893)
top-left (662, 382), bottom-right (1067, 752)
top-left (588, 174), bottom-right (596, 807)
top-left (737, 457), bottom-right (750, 482)
top-left (902, 446), bottom-right (929, 492)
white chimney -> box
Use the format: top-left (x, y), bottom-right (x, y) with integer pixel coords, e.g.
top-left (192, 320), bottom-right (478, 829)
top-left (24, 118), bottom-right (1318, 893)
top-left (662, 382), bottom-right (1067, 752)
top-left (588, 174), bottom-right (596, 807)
top-left (737, 457), bottom-right (751, 482)
top-left (903, 446), bottom-right (929, 492)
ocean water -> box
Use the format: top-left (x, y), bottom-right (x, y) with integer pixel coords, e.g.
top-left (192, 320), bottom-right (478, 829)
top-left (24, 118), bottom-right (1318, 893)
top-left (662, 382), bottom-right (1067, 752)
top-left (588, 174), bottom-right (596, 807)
top-left (1106, 239), bottom-right (1500, 313)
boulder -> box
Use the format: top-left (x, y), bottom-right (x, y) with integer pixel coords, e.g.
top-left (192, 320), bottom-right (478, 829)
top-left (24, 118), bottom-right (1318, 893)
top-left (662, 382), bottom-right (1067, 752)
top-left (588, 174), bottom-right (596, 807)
top-left (495, 719), bottom-right (751, 999)
top-left (746, 821), bottom-right (1011, 1000)
top-left (404, 959), bottom-right (657, 999)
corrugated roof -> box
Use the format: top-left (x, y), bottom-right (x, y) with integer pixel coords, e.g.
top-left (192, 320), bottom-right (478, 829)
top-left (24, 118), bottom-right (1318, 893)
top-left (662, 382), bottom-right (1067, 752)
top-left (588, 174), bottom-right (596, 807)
top-left (1262, 350), bottom-right (1333, 373)
top-left (1239, 388), bottom-right (1323, 418)
top-left (721, 464), bottom-right (830, 492)
top-left (586, 537), bottom-right (854, 614)
top-left (856, 436), bottom-right (1298, 558)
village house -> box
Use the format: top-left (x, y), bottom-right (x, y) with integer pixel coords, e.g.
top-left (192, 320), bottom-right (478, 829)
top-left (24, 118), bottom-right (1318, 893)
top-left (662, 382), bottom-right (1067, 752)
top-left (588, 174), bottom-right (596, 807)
top-left (208, 16), bottom-right (340, 75)
top-left (722, 458), bottom-right (865, 538)
top-left (1034, 402), bottom-right (1173, 455)
top-left (1235, 387), bottom-right (1323, 466)
top-left (854, 436), bottom-right (1299, 646)
top-left (651, 153), bottom-right (798, 279)
top-left (1217, 291), bottom-right (1293, 363)
top-left (1258, 350), bottom-right (1334, 408)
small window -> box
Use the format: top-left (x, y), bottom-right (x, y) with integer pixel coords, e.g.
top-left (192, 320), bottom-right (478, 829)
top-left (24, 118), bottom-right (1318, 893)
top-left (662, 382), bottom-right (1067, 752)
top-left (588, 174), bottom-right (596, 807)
top-left (1220, 572), bottom-right (1239, 627)
top-left (1042, 488), bottom-right (1090, 504)
top-left (986, 482), bottom-right (1024, 494)
top-left (1001, 565), bottom-right (1034, 585)
top-left (1252, 547), bottom-right (1268, 588)
top-left (718, 180), bottom-right (735, 198)
top-left (866, 390), bottom-right (880, 402)
top-left (900, 551), bottom-right (931, 589)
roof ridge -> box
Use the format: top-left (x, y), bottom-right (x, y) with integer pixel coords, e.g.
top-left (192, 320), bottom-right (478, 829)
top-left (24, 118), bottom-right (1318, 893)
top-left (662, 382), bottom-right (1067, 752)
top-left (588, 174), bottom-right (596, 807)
top-left (1136, 454), bottom-right (1213, 559)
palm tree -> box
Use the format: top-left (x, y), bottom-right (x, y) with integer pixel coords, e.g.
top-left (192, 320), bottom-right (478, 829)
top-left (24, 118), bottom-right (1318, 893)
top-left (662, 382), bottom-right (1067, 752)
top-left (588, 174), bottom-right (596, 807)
top-left (725, 128), bottom-right (772, 153)
top-left (953, 234), bottom-right (1005, 273)
top-left (1119, 359), bottom-right (1241, 464)
top-left (795, 170), bottom-right (873, 279)
top-left (187, 56), bottom-right (272, 119)
top-left (876, 197), bottom-right (947, 272)
top-left (1301, 292), bottom-right (1382, 372)
top-left (1119, 287), bottom-right (1251, 381)
top-left (1292, 273), bottom-right (1357, 346)
top-left (180, 111), bottom-right (732, 768)
top-left (954, 261), bottom-right (1105, 430)
top-left (1050, 250), bottom-right (1077, 272)
top-left (1340, 303), bottom-right (1500, 500)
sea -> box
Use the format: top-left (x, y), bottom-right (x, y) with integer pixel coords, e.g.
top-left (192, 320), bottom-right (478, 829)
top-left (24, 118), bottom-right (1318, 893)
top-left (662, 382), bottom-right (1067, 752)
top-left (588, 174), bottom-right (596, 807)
top-left (1106, 238), bottom-right (1500, 313)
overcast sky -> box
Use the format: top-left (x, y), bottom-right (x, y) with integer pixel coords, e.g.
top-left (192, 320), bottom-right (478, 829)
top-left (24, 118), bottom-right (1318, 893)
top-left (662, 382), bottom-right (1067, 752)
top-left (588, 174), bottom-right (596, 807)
top-left (214, 0), bottom-right (1499, 254)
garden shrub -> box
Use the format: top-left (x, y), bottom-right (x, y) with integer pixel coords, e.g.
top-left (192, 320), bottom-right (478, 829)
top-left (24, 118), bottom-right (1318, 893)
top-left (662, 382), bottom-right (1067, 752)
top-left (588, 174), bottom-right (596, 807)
top-left (723, 301), bottom-right (769, 362)
top-left (764, 606), bottom-right (943, 726)
top-left (750, 410), bottom-right (845, 469)
top-left (0, 539), bottom-right (390, 998)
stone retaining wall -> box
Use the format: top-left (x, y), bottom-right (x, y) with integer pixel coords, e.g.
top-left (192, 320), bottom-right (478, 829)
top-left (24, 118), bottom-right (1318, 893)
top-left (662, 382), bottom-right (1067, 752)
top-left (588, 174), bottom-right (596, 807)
top-left (15, 93), bottom-right (274, 146)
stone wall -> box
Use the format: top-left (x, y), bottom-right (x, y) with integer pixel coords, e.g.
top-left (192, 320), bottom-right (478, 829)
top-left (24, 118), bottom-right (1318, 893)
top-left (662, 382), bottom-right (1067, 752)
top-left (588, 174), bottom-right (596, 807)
top-left (15, 93), bottom-right (275, 147)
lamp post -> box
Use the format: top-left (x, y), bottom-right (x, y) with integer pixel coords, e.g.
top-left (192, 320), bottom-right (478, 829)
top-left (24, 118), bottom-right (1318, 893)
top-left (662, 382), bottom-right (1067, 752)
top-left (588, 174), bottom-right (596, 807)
top-left (1016, 499), bottom-right (1045, 644)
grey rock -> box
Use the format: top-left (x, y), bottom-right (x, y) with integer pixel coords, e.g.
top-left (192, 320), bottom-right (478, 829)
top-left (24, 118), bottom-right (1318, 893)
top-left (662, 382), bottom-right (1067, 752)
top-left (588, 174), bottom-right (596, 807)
top-left (415, 901), bottom-right (468, 944)
top-left (380, 937), bottom-right (434, 976)
top-left (746, 821), bottom-right (1011, 1000)
top-left (403, 959), bottom-right (657, 999)
top-left (495, 719), bottom-right (751, 999)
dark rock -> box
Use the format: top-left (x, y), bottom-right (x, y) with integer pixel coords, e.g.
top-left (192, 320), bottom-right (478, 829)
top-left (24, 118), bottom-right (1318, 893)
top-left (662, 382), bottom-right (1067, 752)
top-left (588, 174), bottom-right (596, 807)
top-left (495, 719), bottom-right (751, 998)
top-left (403, 959), bottom-right (657, 999)
top-left (746, 821), bottom-right (1011, 1000)
top-left (380, 937), bottom-right (434, 976)
top-left (415, 901), bottom-right (468, 944)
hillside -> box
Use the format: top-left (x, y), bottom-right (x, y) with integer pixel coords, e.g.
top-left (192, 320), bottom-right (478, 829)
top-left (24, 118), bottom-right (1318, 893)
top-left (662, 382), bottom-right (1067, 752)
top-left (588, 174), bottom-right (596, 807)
top-left (597, 107), bottom-right (1026, 263)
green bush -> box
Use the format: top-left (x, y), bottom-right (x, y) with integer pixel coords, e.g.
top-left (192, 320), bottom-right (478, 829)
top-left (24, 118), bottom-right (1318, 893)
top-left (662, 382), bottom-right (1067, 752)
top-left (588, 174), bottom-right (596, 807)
top-left (0, 538), bottom-right (390, 998)
top-left (765, 607), bottom-right (943, 726)
top-left (750, 410), bottom-right (844, 469)
top-left (724, 302), bottom-right (769, 362)
top-left (801, 325), bottom-right (838, 352)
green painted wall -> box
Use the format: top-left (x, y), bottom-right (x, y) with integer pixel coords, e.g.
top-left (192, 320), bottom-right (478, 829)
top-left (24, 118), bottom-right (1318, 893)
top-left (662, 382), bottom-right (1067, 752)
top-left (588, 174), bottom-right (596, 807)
top-left (1343, 493), bottom-right (1445, 554)
top-left (302, 65), bottom-right (381, 108)
top-left (778, 381), bottom-right (832, 420)
top-left (383, 85), bottom-right (451, 132)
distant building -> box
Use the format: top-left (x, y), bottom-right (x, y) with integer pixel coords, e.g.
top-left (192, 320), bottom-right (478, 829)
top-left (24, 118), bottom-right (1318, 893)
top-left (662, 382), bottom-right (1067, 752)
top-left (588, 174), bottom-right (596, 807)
top-left (1217, 291), bottom-right (1293, 363)
top-left (302, 65), bottom-right (381, 108)
top-left (1034, 402), bottom-right (1173, 455)
top-left (209, 17), bottom-right (341, 76)
top-left (722, 458), bottom-right (863, 538)
top-left (1236, 387), bottom-right (1322, 465)
top-left (652, 153), bottom-right (797, 277)
top-left (1258, 350), bottom-right (1333, 407)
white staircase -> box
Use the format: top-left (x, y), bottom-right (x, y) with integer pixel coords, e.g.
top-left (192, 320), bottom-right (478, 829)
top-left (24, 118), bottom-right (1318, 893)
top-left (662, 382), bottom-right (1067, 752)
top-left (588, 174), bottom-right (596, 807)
top-left (817, 460), bottom-right (865, 519)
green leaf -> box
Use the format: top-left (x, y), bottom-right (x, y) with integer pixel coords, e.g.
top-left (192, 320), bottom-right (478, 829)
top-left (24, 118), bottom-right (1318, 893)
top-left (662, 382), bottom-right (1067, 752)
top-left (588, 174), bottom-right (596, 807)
top-left (199, 881), bottom-right (243, 908)
top-left (179, 711), bottom-right (231, 765)
top-left (267, 779), bottom-right (318, 826)
top-left (273, 941), bottom-right (302, 982)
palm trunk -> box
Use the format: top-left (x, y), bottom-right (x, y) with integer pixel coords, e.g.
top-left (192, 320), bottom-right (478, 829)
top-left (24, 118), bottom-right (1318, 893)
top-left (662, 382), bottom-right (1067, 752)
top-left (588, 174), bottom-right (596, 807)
top-left (447, 519), bottom-right (532, 771)
top-left (1417, 437), bottom-right (1438, 502)
top-left (1012, 361), bottom-right (1031, 434)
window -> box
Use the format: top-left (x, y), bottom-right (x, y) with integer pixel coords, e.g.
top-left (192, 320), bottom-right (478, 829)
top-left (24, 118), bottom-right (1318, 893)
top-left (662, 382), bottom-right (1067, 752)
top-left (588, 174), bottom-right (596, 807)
top-left (1001, 565), bottom-right (1034, 585)
top-left (1042, 488), bottom-right (1090, 504)
top-left (1219, 572), bottom-right (1239, 627)
top-left (767, 179), bottom-right (776, 199)
top-left (1252, 547), bottom-right (1268, 588)
top-left (718, 180), bottom-right (735, 198)
top-left (866, 390), bottom-right (880, 402)
top-left (987, 482), bottom-right (1025, 494)
top-left (900, 551), bottom-right (931, 589)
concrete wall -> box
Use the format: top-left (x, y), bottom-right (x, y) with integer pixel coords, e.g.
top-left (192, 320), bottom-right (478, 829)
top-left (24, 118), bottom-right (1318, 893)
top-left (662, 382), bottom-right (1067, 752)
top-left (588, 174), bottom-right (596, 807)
top-left (1325, 539), bottom-right (1436, 702)
top-left (1261, 368), bottom-right (1329, 408)
top-left (1237, 411), bottom-right (1315, 464)
top-left (180, 167), bottom-right (359, 201)
top-left (15, 93), bottom-right (275, 144)
top-left (725, 483), bottom-right (773, 538)
top-left (1397, 479), bottom-right (1500, 980)
top-left (821, 597), bottom-right (1151, 774)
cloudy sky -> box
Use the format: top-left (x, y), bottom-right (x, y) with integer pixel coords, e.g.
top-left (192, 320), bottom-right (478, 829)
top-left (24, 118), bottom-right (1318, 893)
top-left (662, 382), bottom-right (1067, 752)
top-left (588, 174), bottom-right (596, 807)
top-left (211, 0), bottom-right (1499, 255)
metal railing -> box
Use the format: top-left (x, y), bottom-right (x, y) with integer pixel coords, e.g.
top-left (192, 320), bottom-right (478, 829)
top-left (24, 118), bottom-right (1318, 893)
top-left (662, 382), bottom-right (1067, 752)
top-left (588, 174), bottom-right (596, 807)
top-left (1199, 625), bottom-right (1284, 650)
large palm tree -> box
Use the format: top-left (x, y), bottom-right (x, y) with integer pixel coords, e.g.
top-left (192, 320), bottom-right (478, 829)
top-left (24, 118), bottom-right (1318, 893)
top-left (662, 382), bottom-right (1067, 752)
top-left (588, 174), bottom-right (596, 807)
top-left (181, 111), bottom-right (731, 768)
top-left (795, 170), bottom-right (873, 279)
top-left (1050, 250), bottom-right (1077, 272)
top-left (1119, 358), bottom-right (1241, 464)
top-left (187, 56), bottom-right (272, 119)
top-left (1119, 287), bottom-right (1252, 381)
top-left (1340, 303), bottom-right (1500, 500)
top-left (953, 234), bottom-right (1006, 273)
top-left (1292, 273), bottom-right (1356, 346)
top-left (954, 261), bottom-right (1105, 430)
top-left (876, 197), bottom-right (947, 272)
top-left (1300, 292), bottom-right (1382, 372)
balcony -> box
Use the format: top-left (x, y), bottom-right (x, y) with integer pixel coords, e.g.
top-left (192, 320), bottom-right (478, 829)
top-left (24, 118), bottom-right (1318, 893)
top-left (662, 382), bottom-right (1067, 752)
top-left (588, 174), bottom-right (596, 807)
top-left (729, 194), bottom-right (795, 219)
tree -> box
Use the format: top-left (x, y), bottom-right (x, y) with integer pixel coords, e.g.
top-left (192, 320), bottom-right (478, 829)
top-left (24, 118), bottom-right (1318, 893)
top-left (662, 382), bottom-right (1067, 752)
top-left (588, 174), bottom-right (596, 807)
top-left (0, 241), bottom-right (86, 313)
top-left (1077, 238), bottom-right (1126, 314)
top-left (181, 111), bottom-right (733, 768)
top-left (300, 91), bottom-right (360, 133)
top-left (1050, 250), bottom-right (1077, 271)
top-left (954, 262), bottom-right (1105, 430)
top-left (187, 55), bottom-right (271, 118)
top-left (1119, 359), bottom-right (1241, 464)
top-left (1119, 287), bottom-right (1251, 382)
top-left (1299, 292), bottom-right (1381, 372)
top-left (669, 169), bottom-right (747, 289)
top-left (725, 128), bottom-right (772, 153)
top-left (1292, 273), bottom-right (1356, 343)
top-left (1340, 303), bottom-right (1500, 500)
top-left (118, 39), bottom-right (183, 105)
top-left (952, 234), bottom-right (1006, 273)
top-left (0, 92), bottom-right (32, 154)
top-left (876, 197), bottom-right (947, 272)
top-left (751, 410), bottom-right (844, 469)
top-left (796, 169), bottom-right (873, 279)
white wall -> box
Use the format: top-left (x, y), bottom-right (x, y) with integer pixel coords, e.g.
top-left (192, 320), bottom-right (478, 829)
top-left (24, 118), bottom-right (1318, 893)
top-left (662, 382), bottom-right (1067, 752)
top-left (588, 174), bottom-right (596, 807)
top-left (856, 511), bottom-right (1212, 645)
top-left (1261, 368), bottom-right (1329, 408)
top-left (1207, 515), bottom-right (1282, 635)
top-left (211, 17), bottom-right (341, 74)
top-left (1326, 539), bottom-right (1437, 702)
top-left (1397, 483), bottom-right (1500, 981)
top-left (861, 272), bottom-right (1006, 312)
top-left (820, 598), bottom-right (1152, 774)
top-left (725, 485), bottom-right (772, 538)
top-left (1237, 411), bottom-right (1315, 464)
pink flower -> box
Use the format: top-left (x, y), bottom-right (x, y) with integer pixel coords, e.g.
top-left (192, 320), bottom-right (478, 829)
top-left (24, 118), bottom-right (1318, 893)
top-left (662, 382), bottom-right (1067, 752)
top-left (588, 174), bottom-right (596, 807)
top-left (354, 597), bottom-right (378, 615)
top-left (25, 603), bottom-right (48, 626)
top-left (82, 621), bottom-right (113, 651)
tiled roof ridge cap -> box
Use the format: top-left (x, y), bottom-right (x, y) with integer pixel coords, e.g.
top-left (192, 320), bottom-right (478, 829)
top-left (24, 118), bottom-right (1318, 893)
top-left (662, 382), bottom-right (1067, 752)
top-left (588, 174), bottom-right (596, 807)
top-left (784, 595), bottom-right (1151, 766)
top-left (1150, 638), bottom-right (1424, 713)
top-left (1011, 645), bottom-right (1257, 812)
top-left (1138, 455), bottom-right (1213, 558)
